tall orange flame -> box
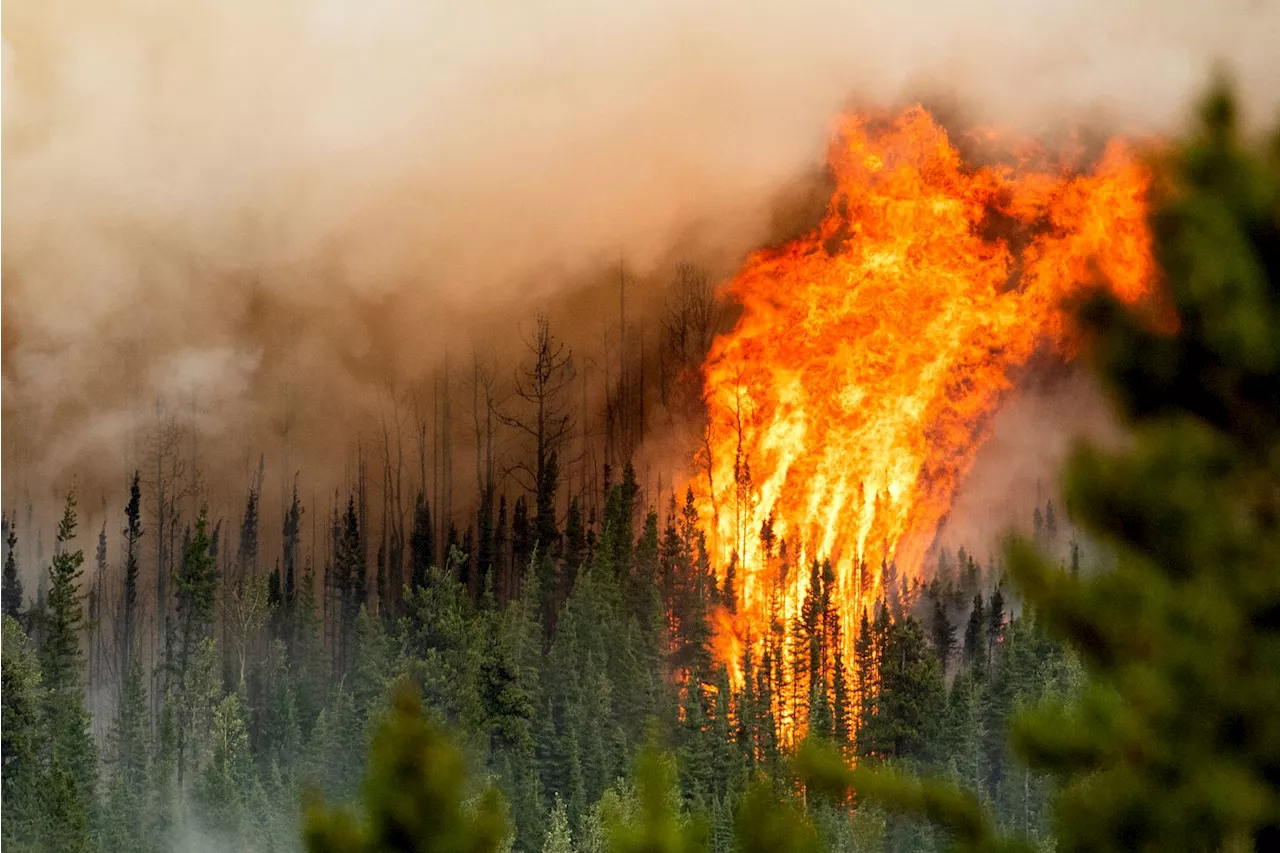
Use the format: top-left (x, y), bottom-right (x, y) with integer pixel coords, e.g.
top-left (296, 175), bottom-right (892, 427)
top-left (695, 106), bottom-right (1154, 727)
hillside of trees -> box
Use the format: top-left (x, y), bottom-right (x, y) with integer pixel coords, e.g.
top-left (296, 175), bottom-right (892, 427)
top-left (3, 428), bottom-right (1079, 853)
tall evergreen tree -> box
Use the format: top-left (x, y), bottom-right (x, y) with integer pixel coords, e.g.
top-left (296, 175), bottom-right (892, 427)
top-left (987, 586), bottom-right (1005, 670)
top-left (3, 521), bottom-right (22, 620)
top-left (858, 616), bottom-right (944, 761)
top-left (39, 493), bottom-right (99, 840)
top-left (283, 481), bottom-right (303, 608)
top-left (103, 657), bottom-right (153, 852)
top-left (172, 506), bottom-right (218, 790)
top-left (409, 491), bottom-right (435, 592)
top-left (121, 472), bottom-right (143, 669)
top-left (930, 597), bottom-right (956, 677)
top-left (963, 593), bottom-right (987, 677)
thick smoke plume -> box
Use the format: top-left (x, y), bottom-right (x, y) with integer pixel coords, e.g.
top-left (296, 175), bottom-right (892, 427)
top-left (4, 0), bottom-right (1277, 508)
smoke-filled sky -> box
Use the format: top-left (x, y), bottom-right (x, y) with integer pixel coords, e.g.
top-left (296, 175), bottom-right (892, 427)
top-left (3, 0), bottom-right (1278, 506)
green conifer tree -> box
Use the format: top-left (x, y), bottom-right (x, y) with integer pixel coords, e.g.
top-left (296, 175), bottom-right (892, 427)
top-left (39, 493), bottom-right (99, 824)
top-left (3, 522), bottom-right (22, 620)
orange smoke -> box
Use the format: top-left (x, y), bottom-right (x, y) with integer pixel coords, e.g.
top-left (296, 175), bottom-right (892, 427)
top-left (695, 106), bottom-right (1154, 721)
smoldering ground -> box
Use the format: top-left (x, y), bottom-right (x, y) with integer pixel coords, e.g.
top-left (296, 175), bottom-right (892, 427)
top-left (3, 0), bottom-right (1278, 529)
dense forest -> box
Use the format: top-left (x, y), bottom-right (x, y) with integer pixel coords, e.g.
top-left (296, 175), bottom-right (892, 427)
top-left (3, 86), bottom-right (1278, 853)
top-left (1, 399), bottom-right (1078, 853)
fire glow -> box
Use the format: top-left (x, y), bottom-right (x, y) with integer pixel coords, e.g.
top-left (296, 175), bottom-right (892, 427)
top-left (694, 106), bottom-right (1154, 728)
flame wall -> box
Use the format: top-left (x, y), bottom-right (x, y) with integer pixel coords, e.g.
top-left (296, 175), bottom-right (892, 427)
top-left (695, 106), bottom-right (1154, 713)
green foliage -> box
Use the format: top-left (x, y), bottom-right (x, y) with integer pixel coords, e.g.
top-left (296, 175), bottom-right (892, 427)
top-left (102, 657), bottom-right (154, 852)
top-left (195, 693), bottom-right (256, 840)
top-left (858, 611), bottom-right (945, 762)
top-left (3, 521), bottom-right (22, 619)
top-left (39, 494), bottom-right (99, 824)
top-left (733, 778), bottom-right (823, 853)
top-left (540, 795), bottom-right (572, 853)
top-left (606, 745), bottom-right (707, 853)
top-left (304, 683), bottom-right (508, 853)
top-left (2, 615), bottom-right (45, 849)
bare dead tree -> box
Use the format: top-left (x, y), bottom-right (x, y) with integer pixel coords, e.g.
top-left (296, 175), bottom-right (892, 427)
top-left (498, 315), bottom-right (576, 553)
top-left (500, 316), bottom-right (576, 490)
top-left (143, 397), bottom-right (200, 723)
top-left (467, 352), bottom-right (511, 597)
top-left (378, 388), bottom-right (409, 615)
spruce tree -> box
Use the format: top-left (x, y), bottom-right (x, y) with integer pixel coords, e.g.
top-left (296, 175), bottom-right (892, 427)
top-left (3, 521), bottom-right (22, 620)
top-left (40, 493), bottom-right (99, 818)
top-left (858, 616), bottom-right (944, 761)
top-left (930, 597), bottom-right (956, 677)
top-left (103, 656), bottom-right (153, 852)
top-left (283, 481), bottom-right (303, 610)
top-left (963, 593), bottom-right (987, 677)
top-left (410, 491), bottom-right (435, 592)
top-left (121, 472), bottom-right (143, 669)
top-left (987, 586), bottom-right (1005, 670)
top-left (172, 507), bottom-right (219, 790)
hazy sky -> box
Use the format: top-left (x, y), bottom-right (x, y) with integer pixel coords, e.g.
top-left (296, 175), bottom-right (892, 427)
top-left (3, 0), bottom-right (1277, 504)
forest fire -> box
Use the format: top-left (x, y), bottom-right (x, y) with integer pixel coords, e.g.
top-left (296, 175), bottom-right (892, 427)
top-left (695, 106), bottom-right (1155, 721)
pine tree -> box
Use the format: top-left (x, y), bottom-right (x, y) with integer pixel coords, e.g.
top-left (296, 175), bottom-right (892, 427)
top-left (332, 496), bottom-right (365, 674)
top-left (830, 640), bottom-right (851, 751)
top-left (410, 491), bottom-right (435, 592)
top-left (536, 450), bottom-right (561, 558)
top-left (283, 481), bottom-right (303, 610)
top-left (512, 496), bottom-right (533, 598)
top-left (858, 616), bottom-right (944, 761)
top-left (293, 560), bottom-right (329, 731)
top-left (121, 472), bottom-right (143, 669)
top-left (3, 521), bottom-right (22, 620)
top-left (602, 463), bottom-right (639, 577)
top-left (987, 586), bottom-right (1005, 670)
top-left (40, 493), bottom-right (99, 817)
top-left (722, 553), bottom-right (737, 614)
top-left (930, 597), bottom-right (956, 677)
top-left (173, 507), bottom-right (219, 790)
top-left (963, 593), bottom-right (987, 677)
top-left (103, 657), bottom-right (153, 852)
top-left (563, 496), bottom-right (586, 592)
